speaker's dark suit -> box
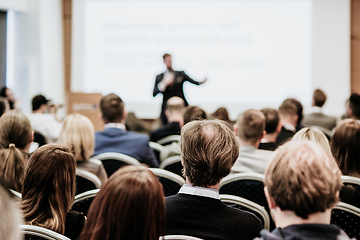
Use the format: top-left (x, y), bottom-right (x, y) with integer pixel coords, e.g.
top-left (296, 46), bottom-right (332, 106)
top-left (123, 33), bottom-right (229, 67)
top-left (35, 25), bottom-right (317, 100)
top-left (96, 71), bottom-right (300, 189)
top-left (153, 71), bottom-right (201, 124)
top-left (94, 128), bottom-right (158, 167)
top-left (165, 193), bottom-right (262, 240)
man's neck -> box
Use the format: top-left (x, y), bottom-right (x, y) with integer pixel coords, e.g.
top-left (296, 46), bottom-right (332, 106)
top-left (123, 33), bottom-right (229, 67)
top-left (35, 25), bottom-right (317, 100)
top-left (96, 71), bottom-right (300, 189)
top-left (262, 133), bottom-right (278, 143)
top-left (280, 118), bottom-right (296, 129)
top-left (168, 115), bottom-right (183, 127)
top-left (185, 179), bottom-right (220, 191)
top-left (239, 138), bottom-right (259, 149)
top-left (32, 109), bottom-right (45, 114)
top-left (273, 208), bottom-right (332, 228)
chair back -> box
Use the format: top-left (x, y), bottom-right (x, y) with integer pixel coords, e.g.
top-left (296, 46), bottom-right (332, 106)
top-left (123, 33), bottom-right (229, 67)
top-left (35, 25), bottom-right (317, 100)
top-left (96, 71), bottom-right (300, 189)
top-left (342, 175), bottom-right (360, 192)
top-left (220, 194), bottom-right (270, 230)
top-left (149, 141), bottom-right (165, 164)
top-left (331, 202), bottom-right (360, 239)
top-left (160, 155), bottom-right (183, 178)
top-left (21, 225), bottom-right (70, 240)
top-left (92, 152), bottom-right (141, 177)
top-left (150, 168), bottom-right (185, 197)
top-left (163, 235), bottom-right (203, 240)
top-left (219, 173), bottom-right (275, 230)
top-left (72, 189), bottom-right (100, 216)
top-left (76, 169), bottom-right (101, 195)
top-left (157, 135), bottom-right (181, 145)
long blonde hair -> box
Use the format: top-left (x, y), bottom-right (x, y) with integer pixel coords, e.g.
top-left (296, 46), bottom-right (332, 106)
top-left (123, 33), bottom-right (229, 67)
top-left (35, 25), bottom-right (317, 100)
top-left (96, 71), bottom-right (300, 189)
top-left (58, 113), bottom-right (95, 162)
top-left (21, 144), bottom-right (76, 234)
top-left (292, 127), bottom-right (332, 156)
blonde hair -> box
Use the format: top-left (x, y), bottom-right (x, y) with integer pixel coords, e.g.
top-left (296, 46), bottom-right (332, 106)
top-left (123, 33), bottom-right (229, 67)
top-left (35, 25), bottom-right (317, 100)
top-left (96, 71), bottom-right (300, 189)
top-left (58, 113), bottom-right (95, 162)
top-left (265, 141), bottom-right (342, 219)
top-left (292, 127), bottom-right (332, 155)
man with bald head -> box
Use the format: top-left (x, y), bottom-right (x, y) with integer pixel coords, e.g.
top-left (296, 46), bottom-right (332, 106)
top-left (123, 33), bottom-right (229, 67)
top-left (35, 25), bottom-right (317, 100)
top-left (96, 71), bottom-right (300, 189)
top-left (150, 96), bottom-right (185, 142)
top-left (165, 119), bottom-right (262, 240)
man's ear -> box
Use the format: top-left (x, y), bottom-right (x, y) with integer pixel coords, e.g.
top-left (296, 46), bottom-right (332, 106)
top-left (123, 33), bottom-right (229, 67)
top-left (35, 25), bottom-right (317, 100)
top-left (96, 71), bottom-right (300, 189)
top-left (29, 131), bottom-right (34, 143)
top-left (123, 111), bottom-right (128, 122)
top-left (349, 108), bottom-right (354, 118)
top-left (276, 122), bottom-right (283, 133)
top-left (264, 187), bottom-right (276, 210)
top-left (165, 109), bottom-right (170, 119)
top-left (233, 124), bottom-right (238, 136)
top-left (260, 130), bottom-right (266, 140)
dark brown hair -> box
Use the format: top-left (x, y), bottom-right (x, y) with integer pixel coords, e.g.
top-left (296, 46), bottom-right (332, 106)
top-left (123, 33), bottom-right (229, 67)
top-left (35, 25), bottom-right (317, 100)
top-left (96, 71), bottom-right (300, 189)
top-left (21, 144), bottom-right (76, 234)
top-left (181, 119), bottom-right (239, 186)
top-left (265, 141), bottom-right (342, 219)
top-left (162, 53), bottom-right (171, 60)
top-left (100, 93), bottom-right (124, 124)
top-left (211, 107), bottom-right (231, 123)
top-left (349, 93), bottom-right (360, 119)
top-left (79, 166), bottom-right (165, 240)
top-left (183, 106), bottom-right (207, 125)
top-left (283, 98), bottom-right (303, 127)
top-left (278, 100), bottom-right (298, 117)
top-left (261, 108), bottom-right (280, 134)
top-left (313, 89), bottom-right (326, 107)
top-left (236, 109), bottom-right (265, 144)
top-left (331, 119), bottom-right (360, 177)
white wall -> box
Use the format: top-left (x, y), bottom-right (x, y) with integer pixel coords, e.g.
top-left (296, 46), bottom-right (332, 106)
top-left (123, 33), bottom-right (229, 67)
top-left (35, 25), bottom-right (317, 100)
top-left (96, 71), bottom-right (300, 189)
top-left (7, 0), bottom-right (64, 115)
top-left (311, 0), bottom-right (350, 116)
top-left (0, 0), bottom-right (27, 12)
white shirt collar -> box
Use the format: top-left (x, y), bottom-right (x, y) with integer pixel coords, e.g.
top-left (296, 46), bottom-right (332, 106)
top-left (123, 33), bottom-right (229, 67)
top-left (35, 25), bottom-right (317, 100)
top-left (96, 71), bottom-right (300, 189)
top-left (312, 106), bottom-right (322, 113)
top-left (104, 123), bottom-right (126, 131)
top-left (282, 123), bottom-right (296, 132)
top-left (178, 184), bottom-right (220, 200)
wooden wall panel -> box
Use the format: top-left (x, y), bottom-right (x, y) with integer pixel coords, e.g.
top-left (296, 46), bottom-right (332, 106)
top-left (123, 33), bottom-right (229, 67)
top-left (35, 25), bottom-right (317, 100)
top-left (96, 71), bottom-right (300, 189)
top-left (62, 0), bottom-right (72, 112)
top-left (352, 0), bottom-right (360, 94)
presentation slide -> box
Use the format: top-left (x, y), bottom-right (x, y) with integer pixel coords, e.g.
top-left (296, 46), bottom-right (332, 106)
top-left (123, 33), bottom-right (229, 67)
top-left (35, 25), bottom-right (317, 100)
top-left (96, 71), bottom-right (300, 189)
top-left (75, 0), bottom-right (312, 118)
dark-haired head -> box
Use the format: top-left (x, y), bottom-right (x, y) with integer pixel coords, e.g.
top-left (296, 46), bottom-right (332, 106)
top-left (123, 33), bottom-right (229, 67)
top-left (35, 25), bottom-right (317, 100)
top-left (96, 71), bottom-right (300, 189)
top-left (183, 106), bottom-right (207, 125)
top-left (79, 165), bottom-right (165, 240)
top-left (331, 119), bottom-right (360, 177)
top-left (349, 93), bottom-right (360, 120)
top-left (100, 93), bottom-right (125, 124)
top-left (21, 144), bottom-right (76, 234)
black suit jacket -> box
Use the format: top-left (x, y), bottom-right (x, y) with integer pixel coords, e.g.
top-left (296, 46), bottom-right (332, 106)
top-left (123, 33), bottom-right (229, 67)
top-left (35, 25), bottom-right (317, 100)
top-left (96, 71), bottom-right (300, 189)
top-left (153, 71), bottom-right (201, 124)
top-left (150, 122), bottom-right (181, 143)
top-left (258, 142), bottom-right (278, 151)
top-left (165, 193), bottom-right (262, 240)
top-left (275, 127), bottom-right (295, 146)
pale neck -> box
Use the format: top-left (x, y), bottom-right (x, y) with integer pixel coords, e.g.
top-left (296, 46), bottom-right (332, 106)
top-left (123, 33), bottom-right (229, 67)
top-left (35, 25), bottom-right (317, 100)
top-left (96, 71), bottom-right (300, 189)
top-left (273, 208), bottom-right (332, 228)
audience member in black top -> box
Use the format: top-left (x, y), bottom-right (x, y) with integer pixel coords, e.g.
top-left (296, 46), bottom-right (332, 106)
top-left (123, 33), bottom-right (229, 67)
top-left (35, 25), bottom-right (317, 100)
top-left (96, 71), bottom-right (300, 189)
top-left (0, 97), bottom-right (9, 117)
top-left (283, 98), bottom-right (304, 131)
top-left (0, 86), bottom-right (16, 109)
top-left (21, 144), bottom-right (85, 239)
top-left (331, 119), bottom-right (360, 208)
top-left (259, 108), bottom-right (281, 151)
top-left (150, 96), bottom-right (184, 142)
top-left (80, 165), bottom-right (165, 240)
top-left (276, 101), bottom-right (298, 145)
top-left (257, 141), bottom-right (350, 240)
top-left (0, 110), bottom-right (33, 191)
top-left (166, 119), bottom-right (262, 240)
top-left (348, 93), bottom-right (360, 120)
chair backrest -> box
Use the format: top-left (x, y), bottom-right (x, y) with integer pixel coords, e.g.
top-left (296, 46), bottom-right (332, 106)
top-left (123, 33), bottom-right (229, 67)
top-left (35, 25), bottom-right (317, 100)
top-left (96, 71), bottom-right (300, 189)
top-left (10, 189), bottom-right (21, 201)
top-left (331, 202), bottom-right (360, 239)
top-left (20, 225), bottom-right (70, 240)
top-left (149, 141), bottom-right (165, 164)
top-left (157, 135), bottom-right (181, 145)
top-left (219, 172), bottom-right (275, 230)
top-left (72, 189), bottom-right (100, 216)
top-left (160, 155), bottom-right (183, 178)
top-left (76, 169), bottom-right (101, 195)
top-left (91, 152), bottom-right (141, 177)
top-left (220, 194), bottom-right (270, 230)
top-left (150, 168), bottom-right (185, 197)
top-left (162, 235), bottom-right (204, 240)
top-left (342, 175), bottom-right (360, 192)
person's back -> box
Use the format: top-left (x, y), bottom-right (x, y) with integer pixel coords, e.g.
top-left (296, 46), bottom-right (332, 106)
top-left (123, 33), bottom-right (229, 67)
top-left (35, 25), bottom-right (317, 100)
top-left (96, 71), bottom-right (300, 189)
top-left (257, 141), bottom-right (350, 240)
top-left (165, 119), bottom-right (262, 240)
top-left (94, 93), bottom-right (158, 167)
top-left (302, 89), bottom-right (337, 130)
top-left (232, 109), bottom-right (273, 174)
